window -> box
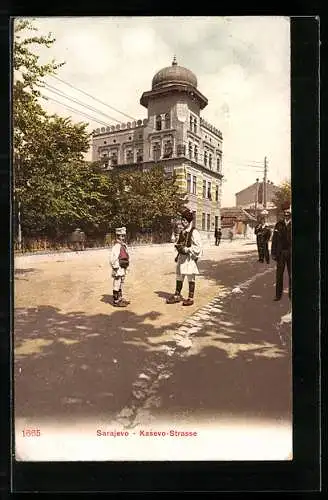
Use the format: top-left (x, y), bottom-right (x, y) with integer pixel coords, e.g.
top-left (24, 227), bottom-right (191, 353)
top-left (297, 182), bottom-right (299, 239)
top-left (192, 176), bottom-right (197, 195)
top-left (202, 180), bottom-right (206, 198)
top-left (163, 140), bottom-right (173, 158)
top-left (209, 154), bottom-right (212, 169)
top-left (110, 150), bottom-right (118, 166)
top-left (202, 213), bottom-right (206, 231)
top-left (156, 115), bottom-right (162, 131)
top-left (187, 173), bottom-right (191, 193)
top-left (217, 157), bottom-right (221, 172)
top-left (177, 144), bottom-right (185, 156)
top-left (126, 150), bottom-right (133, 163)
top-left (193, 117), bottom-right (197, 134)
top-left (190, 114), bottom-right (197, 133)
top-left (188, 142), bottom-right (192, 158)
top-left (137, 149), bottom-right (143, 163)
top-left (215, 185), bottom-right (219, 201)
top-left (164, 113), bottom-right (170, 129)
top-left (204, 151), bottom-right (208, 166)
top-left (215, 216), bottom-right (219, 229)
top-left (207, 181), bottom-right (212, 199)
top-left (194, 145), bottom-right (198, 162)
top-left (207, 214), bottom-right (211, 231)
top-left (153, 143), bottom-right (161, 161)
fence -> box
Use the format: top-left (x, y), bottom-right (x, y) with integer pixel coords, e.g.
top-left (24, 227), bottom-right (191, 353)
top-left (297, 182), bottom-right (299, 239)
top-left (14, 230), bottom-right (173, 254)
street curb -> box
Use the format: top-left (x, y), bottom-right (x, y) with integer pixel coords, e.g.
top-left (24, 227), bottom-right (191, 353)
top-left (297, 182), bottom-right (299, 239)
top-left (112, 266), bottom-right (277, 429)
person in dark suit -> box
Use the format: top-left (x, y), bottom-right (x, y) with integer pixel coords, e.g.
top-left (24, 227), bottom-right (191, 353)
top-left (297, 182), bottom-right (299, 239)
top-left (271, 207), bottom-right (292, 301)
top-left (255, 219), bottom-right (271, 263)
top-left (214, 227), bottom-right (222, 246)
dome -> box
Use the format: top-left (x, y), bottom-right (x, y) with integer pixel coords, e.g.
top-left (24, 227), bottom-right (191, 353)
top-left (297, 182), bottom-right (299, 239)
top-left (152, 56), bottom-right (197, 90)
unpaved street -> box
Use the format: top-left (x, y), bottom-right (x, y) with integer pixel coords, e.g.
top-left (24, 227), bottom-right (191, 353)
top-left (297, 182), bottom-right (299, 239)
top-left (14, 239), bottom-right (292, 461)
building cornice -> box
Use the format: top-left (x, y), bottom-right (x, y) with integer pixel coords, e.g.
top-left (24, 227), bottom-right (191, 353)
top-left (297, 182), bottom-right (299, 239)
top-left (140, 84), bottom-right (208, 110)
top-left (109, 157), bottom-right (223, 180)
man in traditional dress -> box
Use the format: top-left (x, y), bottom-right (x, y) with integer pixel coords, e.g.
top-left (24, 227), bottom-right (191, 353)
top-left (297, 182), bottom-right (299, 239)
top-left (166, 209), bottom-right (202, 307)
top-left (110, 226), bottom-right (130, 307)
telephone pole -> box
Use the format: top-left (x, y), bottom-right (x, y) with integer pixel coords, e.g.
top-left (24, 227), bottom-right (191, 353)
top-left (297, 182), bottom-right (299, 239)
top-left (263, 156), bottom-right (268, 209)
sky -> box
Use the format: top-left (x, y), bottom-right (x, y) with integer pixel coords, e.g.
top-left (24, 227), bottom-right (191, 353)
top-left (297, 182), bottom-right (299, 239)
top-left (17, 16), bottom-right (291, 206)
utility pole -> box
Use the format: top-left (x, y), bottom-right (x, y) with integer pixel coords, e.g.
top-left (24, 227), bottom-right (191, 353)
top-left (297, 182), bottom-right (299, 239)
top-left (263, 156), bottom-right (268, 209)
top-left (15, 154), bottom-right (22, 251)
top-left (255, 178), bottom-right (259, 217)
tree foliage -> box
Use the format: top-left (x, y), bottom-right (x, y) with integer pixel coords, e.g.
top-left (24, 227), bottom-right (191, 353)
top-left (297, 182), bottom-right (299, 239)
top-left (13, 20), bottom-right (190, 246)
top-left (107, 166), bottom-right (186, 234)
top-left (272, 180), bottom-right (291, 213)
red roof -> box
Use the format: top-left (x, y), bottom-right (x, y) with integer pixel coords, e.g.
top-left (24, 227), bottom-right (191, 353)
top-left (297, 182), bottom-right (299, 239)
top-left (221, 207), bottom-right (257, 222)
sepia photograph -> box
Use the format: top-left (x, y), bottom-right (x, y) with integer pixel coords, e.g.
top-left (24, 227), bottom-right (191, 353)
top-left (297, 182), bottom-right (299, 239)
top-left (13, 16), bottom-right (293, 461)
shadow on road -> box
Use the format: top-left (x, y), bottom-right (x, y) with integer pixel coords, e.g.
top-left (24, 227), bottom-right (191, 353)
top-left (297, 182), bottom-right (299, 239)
top-left (14, 268), bottom-right (39, 281)
top-left (14, 248), bottom-right (291, 422)
top-left (154, 290), bottom-right (172, 300)
top-left (151, 269), bottom-right (292, 422)
top-left (100, 294), bottom-right (112, 305)
top-left (14, 305), bottom-right (181, 419)
top-left (199, 249), bottom-right (276, 290)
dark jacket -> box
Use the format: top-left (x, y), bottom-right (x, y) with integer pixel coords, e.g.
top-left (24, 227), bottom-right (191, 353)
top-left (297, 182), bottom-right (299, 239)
top-left (255, 224), bottom-right (271, 243)
top-left (271, 220), bottom-right (291, 258)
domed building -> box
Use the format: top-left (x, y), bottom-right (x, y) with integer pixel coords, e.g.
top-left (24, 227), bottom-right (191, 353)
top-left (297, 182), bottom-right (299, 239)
top-left (92, 57), bottom-right (224, 237)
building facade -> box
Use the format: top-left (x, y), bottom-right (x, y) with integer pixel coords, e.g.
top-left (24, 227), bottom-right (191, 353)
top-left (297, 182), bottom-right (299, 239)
top-left (91, 57), bottom-right (224, 237)
top-left (235, 181), bottom-right (279, 225)
top-left (235, 180), bottom-right (278, 210)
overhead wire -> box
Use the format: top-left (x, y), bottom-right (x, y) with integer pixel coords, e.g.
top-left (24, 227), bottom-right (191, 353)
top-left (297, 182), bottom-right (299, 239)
top-left (43, 82), bottom-right (124, 124)
top-left (49, 74), bottom-right (137, 121)
top-left (40, 93), bottom-right (112, 128)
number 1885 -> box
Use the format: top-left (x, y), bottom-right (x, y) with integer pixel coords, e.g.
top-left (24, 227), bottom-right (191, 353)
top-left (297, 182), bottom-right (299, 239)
top-left (22, 429), bottom-right (41, 437)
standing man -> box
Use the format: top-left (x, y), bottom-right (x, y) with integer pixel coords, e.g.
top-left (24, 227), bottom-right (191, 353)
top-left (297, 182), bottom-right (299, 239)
top-left (110, 226), bottom-right (130, 307)
top-left (255, 220), bottom-right (271, 264)
top-left (166, 208), bottom-right (202, 306)
top-left (214, 227), bottom-right (222, 246)
top-left (271, 206), bottom-right (292, 301)
top-left (262, 223), bottom-right (272, 264)
top-left (254, 218), bottom-right (264, 261)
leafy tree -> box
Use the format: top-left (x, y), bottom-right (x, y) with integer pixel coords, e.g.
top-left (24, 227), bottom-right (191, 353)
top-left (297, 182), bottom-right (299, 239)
top-left (13, 19), bottom-right (107, 241)
top-left (13, 18), bottom-right (64, 159)
top-left (272, 180), bottom-right (291, 214)
top-left (13, 20), bottom-right (191, 246)
top-left (107, 166), bottom-right (186, 236)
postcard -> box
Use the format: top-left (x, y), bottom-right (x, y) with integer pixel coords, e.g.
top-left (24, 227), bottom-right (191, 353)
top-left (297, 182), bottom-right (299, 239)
top-left (13, 16), bottom-right (293, 462)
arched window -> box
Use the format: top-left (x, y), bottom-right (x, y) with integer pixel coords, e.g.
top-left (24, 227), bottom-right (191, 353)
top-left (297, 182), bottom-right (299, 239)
top-left (156, 115), bottom-right (162, 131)
top-left (164, 113), bottom-right (170, 129)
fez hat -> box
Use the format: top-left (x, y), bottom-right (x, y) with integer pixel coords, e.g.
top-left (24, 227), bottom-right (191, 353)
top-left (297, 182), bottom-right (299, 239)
top-left (281, 201), bottom-right (291, 211)
top-left (115, 226), bottom-right (126, 236)
top-left (180, 209), bottom-right (194, 223)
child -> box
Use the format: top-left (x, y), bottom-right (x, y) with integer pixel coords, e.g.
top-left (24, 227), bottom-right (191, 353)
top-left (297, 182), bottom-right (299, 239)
top-left (110, 226), bottom-right (130, 307)
top-left (166, 209), bottom-right (202, 306)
